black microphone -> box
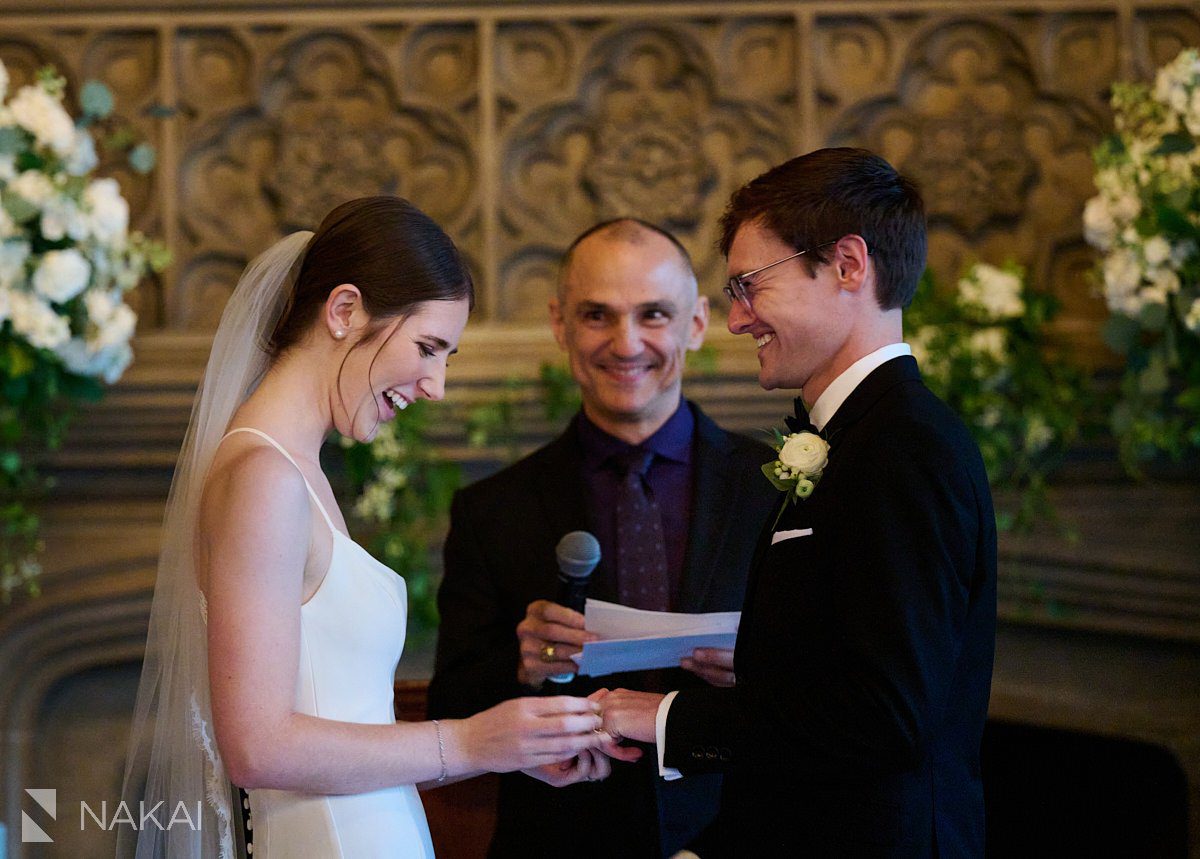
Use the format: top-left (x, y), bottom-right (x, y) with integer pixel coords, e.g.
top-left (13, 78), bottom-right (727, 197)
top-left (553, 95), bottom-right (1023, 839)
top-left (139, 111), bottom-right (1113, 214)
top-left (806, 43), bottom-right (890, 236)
top-left (548, 531), bottom-right (601, 683)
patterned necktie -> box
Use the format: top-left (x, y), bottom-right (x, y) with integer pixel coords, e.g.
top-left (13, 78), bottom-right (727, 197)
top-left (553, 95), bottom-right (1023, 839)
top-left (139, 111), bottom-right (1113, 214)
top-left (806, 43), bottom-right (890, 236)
top-left (612, 448), bottom-right (671, 611)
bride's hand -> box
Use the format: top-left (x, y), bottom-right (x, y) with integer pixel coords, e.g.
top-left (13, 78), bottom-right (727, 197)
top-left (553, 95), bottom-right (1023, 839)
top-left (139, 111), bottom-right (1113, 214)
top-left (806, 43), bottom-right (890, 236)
top-left (446, 696), bottom-right (604, 774)
top-left (522, 748), bottom-right (611, 787)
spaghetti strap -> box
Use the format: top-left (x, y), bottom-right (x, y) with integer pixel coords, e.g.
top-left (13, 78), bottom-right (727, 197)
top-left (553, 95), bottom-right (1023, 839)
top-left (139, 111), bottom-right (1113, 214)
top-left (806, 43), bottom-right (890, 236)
top-left (219, 427), bottom-right (338, 534)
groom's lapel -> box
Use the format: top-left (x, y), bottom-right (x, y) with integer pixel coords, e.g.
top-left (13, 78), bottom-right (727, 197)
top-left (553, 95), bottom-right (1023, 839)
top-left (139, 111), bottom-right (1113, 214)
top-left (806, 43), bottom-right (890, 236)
top-left (820, 355), bottom-right (921, 446)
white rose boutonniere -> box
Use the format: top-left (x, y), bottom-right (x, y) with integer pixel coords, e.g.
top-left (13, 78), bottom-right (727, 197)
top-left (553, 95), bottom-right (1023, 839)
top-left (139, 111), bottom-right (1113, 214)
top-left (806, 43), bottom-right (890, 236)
top-left (762, 430), bottom-right (830, 524)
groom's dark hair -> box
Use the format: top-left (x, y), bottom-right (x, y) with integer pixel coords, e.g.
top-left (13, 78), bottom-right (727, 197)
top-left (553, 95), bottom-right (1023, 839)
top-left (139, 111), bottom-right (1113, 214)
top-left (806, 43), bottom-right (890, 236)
top-left (718, 148), bottom-right (926, 310)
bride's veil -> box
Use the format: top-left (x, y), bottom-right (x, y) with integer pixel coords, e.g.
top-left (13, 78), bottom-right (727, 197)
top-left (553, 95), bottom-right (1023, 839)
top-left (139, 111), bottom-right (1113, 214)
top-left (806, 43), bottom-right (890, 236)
top-left (118, 230), bottom-right (313, 858)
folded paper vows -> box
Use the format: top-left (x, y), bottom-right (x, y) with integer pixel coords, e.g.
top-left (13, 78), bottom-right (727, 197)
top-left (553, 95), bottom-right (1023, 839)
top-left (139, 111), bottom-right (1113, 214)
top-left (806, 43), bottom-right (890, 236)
top-left (570, 599), bottom-right (740, 677)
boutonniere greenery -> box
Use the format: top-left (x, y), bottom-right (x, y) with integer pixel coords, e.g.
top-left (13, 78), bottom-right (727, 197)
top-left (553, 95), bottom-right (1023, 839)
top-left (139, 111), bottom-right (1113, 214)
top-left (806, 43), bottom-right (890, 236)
top-left (763, 429), bottom-right (830, 514)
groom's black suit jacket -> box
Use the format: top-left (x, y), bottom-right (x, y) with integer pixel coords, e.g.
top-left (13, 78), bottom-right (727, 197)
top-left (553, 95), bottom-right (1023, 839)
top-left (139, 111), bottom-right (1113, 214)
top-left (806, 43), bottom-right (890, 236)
top-left (427, 402), bottom-right (777, 858)
top-left (665, 357), bottom-right (997, 857)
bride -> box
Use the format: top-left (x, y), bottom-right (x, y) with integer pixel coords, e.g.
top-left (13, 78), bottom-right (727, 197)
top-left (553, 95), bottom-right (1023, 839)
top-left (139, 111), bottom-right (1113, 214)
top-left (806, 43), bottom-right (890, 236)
top-left (119, 197), bottom-right (625, 857)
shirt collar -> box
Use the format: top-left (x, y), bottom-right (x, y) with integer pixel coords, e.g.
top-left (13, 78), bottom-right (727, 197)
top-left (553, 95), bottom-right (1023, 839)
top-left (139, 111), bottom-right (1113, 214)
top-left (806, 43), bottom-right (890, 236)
top-left (578, 398), bottom-right (694, 469)
top-left (808, 343), bottom-right (913, 431)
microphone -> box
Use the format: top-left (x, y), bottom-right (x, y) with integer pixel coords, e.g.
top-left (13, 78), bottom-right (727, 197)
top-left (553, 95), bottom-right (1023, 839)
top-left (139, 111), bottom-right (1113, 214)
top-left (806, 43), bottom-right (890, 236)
top-left (548, 531), bottom-right (601, 683)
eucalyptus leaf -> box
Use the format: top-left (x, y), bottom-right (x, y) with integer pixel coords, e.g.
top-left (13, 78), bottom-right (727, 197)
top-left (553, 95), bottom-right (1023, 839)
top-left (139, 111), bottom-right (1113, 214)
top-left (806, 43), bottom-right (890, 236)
top-left (0, 126), bottom-right (29, 156)
top-left (2, 193), bottom-right (38, 225)
top-left (1102, 314), bottom-right (1140, 354)
top-left (127, 143), bottom-right (156, 174)
top-left (1138, 354), bottom-right (1171, 395)
top-left (1153, 133), bottom-right (1196, 156)
top-left (1138, 301), bottom-right (1169, 332)
top-left (79, 80), bottom-right (115, 119)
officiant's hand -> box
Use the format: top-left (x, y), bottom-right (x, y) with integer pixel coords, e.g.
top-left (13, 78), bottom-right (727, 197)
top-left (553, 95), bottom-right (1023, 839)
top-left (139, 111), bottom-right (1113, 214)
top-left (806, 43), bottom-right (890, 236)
top-left (681, 647), bottom-right (736, 687)
top-left (593, 688), bottom-right (663, 744)
top-left (516, 600), bottom-right (598, 687)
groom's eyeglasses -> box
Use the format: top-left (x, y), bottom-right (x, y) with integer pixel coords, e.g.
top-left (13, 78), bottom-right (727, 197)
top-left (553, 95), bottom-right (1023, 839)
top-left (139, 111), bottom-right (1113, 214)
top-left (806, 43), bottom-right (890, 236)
top-left (722, 239), bottom-right (841, 312)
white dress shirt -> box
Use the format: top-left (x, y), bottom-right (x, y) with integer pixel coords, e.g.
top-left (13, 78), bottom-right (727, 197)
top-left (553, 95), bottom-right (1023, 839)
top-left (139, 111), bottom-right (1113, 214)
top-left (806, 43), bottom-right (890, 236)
top-left (654, 342), bottom-right (913, 779)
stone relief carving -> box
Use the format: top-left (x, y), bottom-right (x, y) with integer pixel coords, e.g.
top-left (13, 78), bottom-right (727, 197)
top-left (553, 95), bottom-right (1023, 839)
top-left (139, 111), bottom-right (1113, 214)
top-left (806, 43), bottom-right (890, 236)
top-left (175, 28), bottom-right (476, 326)
top-left (0, 7), bottom-right (1193, 348)
top-left (822, 16), bottom-right (1111, 339)
top-left (497, 20), bottom-right (794, 321)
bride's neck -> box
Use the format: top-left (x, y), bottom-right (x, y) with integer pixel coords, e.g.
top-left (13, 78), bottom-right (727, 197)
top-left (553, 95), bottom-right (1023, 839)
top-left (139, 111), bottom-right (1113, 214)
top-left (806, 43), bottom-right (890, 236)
top-left (231, 352), bottom-right (334, 459)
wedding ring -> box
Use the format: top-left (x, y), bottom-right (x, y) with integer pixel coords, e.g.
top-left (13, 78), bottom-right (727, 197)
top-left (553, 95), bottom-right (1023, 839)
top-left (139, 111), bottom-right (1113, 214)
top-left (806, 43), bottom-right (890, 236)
top-left (540, 642), bottom-right (557, 663)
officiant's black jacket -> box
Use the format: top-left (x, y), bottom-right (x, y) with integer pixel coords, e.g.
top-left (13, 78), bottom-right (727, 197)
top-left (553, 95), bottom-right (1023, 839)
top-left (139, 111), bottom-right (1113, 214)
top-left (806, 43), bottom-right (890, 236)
top-left (427, 401), bottom-right (777, 858)
top-left (665, 357), bottom-right (997, 857)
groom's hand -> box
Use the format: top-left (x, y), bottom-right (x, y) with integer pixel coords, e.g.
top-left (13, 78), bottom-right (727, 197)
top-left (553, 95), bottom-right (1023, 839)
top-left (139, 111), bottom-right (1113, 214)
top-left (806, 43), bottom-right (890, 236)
top-left (681, 647), bottom-right (736, 687)
top-left (594, 688), bottom-right (663, 744)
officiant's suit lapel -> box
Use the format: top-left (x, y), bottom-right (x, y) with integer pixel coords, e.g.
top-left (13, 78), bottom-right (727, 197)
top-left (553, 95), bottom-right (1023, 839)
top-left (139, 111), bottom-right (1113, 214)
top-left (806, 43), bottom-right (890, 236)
top-left (428, 400), bottom-right (777, 859)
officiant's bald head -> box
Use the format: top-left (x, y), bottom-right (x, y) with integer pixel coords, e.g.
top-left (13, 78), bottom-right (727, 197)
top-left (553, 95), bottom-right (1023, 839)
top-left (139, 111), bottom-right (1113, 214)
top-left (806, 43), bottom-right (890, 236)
top-left (550, 218), bottom-right (709, 444)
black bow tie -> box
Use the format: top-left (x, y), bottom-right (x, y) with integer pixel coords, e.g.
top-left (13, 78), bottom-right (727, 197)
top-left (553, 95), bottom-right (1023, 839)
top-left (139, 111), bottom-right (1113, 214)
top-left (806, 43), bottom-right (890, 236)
top-left (784, 397), bottom-right (820, 435)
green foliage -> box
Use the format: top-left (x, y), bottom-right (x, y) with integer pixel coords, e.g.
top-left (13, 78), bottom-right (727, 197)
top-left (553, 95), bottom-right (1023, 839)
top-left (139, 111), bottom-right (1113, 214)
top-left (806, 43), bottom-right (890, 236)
top-left (906, 264), bottom-right (1089, 531)
top-left (1085, 48), bottom-right (1200, 473)
top-left (0, 330), bottom-right (102, 602)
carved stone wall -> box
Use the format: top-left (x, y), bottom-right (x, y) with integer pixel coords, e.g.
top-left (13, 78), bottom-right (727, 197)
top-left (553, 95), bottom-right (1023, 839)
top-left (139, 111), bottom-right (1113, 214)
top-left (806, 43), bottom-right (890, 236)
top-left (2, 2), bottom-right (1200, 857)
top-left (3, 2), bottom-right (1195, 347)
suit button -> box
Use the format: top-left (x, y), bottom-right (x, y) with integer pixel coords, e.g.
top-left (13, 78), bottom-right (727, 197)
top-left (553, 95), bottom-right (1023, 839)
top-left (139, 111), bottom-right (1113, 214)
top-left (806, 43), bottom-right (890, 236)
top-left (705, 746), bottom-right (718, 759)
top-left (691, 749), bottom-right (704, 760)
top-left (718, 747), bottom-right (732, 761)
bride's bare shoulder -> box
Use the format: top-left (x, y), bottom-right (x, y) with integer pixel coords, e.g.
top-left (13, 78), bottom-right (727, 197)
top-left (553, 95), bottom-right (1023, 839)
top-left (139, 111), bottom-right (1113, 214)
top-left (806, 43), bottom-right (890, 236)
top-left (200, 439), bottom-right (311, 532)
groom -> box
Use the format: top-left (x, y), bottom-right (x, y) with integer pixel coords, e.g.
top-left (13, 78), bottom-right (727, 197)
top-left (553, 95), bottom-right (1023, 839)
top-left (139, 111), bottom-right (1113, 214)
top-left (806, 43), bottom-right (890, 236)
top-left (600, 148), bottom-right (997, 856)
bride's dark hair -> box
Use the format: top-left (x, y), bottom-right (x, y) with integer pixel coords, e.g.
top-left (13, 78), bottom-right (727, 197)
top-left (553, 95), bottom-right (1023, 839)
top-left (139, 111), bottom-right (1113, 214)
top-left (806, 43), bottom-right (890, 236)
top-left (269, 195), bottom-right (475, 354)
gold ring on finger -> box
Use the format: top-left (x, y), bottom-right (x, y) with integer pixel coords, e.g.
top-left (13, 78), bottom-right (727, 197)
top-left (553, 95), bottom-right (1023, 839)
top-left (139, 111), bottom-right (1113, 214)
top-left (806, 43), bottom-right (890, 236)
top-left (540, 642), bottom-right (557, 663)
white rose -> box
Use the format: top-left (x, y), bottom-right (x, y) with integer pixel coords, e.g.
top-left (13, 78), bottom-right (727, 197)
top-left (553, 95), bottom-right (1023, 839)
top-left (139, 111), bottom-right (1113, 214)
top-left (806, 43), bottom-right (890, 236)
top-left (9, 170), bottom-right (55, 208)
top-left (84, 178), bottom-right (129, 244)
top-left (1150, 268), bottom-right (1181, 295)
top-left (9, 290), bottom-right (70, 350)
top-left (1083, 196), bottom-right (1117, 250)
top-left (56, 337), bottom-right (133, 383)
top-left (778, 432), bottom-right (829, 475)
top-left (40, 197), bottom-right (90, 242)
top-left (32, 248), bottom-right (91, 303)
top-left (8, 84), bottom-right (76, 157)
top-left (1184, 297), bottom-right (1200, 333)
top-left (1142, 235), bottom-right (1172, 267)
top-left (958, 264), bottom-right (1025, 320)
top-left (1110, 193), bottom-right (1141, 223)
top-left (1187, 89), bottom-right (1200, 136)
top-left (90, 301), bottom-right (136, 350)
top-left (1139, 283), bottom-right (1169, 307)
top-left (1103, 249), bottom-right (1142, 301)
top-left (64, 128), bottom-right (98, 176)
top-left (0, 240), bottom-right (30, 289)
top-left (969, 327), bottom-right (1008, 363)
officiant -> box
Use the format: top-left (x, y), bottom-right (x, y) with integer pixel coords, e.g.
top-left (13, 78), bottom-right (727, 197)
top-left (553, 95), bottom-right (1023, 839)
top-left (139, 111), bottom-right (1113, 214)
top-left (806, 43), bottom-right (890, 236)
top-left (426, 218), bottom-right (777, 857)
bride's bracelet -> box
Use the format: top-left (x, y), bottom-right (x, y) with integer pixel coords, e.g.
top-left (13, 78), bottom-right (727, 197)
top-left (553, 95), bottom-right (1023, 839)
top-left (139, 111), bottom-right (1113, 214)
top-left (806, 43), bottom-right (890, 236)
top-left (432, 720), bottom-right (447, 784)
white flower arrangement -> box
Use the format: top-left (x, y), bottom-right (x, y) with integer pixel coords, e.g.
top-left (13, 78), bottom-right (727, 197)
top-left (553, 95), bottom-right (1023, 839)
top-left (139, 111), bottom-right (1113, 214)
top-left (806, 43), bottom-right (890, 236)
top-left (1083, 47), bottom-right (1200, 469)
top-left (905, 262), bottom-right (1085, 530)
top-left (1, 63), bottom-right (169, 605)
top-left (0, 64), bottom-right (166, 386)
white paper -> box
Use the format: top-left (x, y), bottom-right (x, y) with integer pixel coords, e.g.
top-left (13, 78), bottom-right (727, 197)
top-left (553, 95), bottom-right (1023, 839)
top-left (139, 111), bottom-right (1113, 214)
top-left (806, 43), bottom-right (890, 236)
top-left (571, 599), bottom-right (740, 677)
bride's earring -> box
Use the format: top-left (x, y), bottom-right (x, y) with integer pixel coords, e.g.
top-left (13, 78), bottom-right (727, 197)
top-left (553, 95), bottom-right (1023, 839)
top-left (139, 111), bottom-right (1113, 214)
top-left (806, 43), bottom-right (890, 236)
top-left (333, 329), bottom-right (346, 340)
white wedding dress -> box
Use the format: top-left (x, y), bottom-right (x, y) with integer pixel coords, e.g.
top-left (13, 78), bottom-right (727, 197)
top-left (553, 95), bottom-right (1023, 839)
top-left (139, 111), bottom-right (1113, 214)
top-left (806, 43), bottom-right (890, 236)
top-left (207, 427), bottom-right (435, 858)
